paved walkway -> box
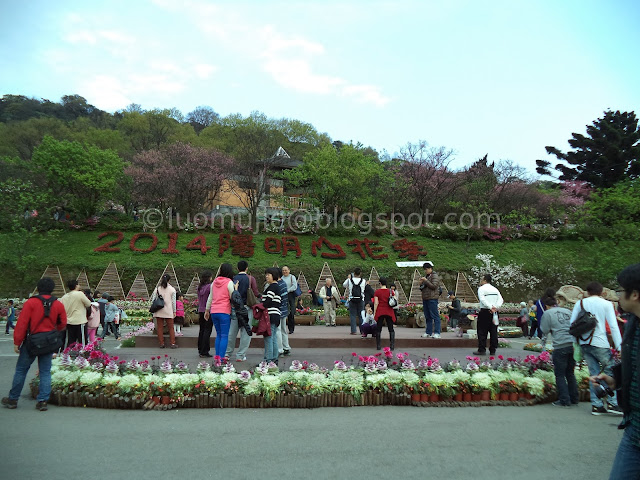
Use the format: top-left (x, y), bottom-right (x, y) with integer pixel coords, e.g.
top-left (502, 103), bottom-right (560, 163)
top-left (0, 333), bottom-right (623, 480)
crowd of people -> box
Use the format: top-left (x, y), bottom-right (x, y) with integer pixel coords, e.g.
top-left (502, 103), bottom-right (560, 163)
top-left (5, 260), bottom-right (640, 476)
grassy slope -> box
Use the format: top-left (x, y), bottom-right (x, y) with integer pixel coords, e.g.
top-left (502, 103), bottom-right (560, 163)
top-left (0, 230), bottom-right (636, 300)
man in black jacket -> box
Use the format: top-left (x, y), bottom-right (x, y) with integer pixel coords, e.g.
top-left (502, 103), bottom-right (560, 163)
top-left (593, 263), bottom-right (640, 479)
top-left (447, 291), bottom-right (462, 330)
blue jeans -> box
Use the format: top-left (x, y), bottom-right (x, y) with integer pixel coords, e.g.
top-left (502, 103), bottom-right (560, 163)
top-left (5, 317), bottom-right (15, 334)
top-left (9, 345), bottom-right (53, 402)
top-left (582, 344), bottom-right (618, 408)
top-left (225, 307), bottom-right (252, 360)
top-left (263, 326), bottom-right (278, 363)
top-left (552, 345), bottom-right (579, 405)
top-left (348, 300), bottom-right (364, 334)
top-left (211, 313), bottom-right (231, 358)
top-left (423, 299), bottom-right (440, 335)
top-left (610, 425), bottom-right (640, 480)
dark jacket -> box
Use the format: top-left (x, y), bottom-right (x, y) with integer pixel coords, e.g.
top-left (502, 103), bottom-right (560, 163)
top-left (449, 298), bottom-right (462, 320)
top-left (614, 314), bottom-right (639, 425)
top-left (420, 272), bottom-right (441, 301)
top-left (364, 284), bottom-right (375, 306)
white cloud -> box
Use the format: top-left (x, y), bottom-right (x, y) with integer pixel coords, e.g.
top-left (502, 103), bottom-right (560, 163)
top-left (64, 30), bottom-right (97, 45)
top-left (193, 63), bottom-right (218, 79)
top-left (340, 84), bottom-right (391, 107)
top-left (80, 75), bottom-right (132, 111)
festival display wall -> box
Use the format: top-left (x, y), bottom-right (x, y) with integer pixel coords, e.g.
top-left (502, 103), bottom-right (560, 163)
top-left (127, 271), bottom-right (150, 300)
top-left (32, 265), bottom-right (66, 298)
top-left (95, 261), bottom-right (125, 299)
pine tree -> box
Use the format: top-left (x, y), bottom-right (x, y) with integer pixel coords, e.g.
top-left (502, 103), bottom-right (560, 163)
top-left (536, 110), bottom-right (640, 189)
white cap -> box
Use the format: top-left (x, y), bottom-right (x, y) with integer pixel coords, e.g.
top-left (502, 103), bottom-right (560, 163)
top-left (423, 261), bottom-right (434, 268)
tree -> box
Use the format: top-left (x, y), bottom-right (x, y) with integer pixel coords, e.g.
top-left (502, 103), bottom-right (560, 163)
top-left (585, 178), bottom-right (640, 243)
top-left (284, 143), bottom-right (383, 214)
top-left (536, 110), bottom-right (640, 189)
top-left (31, 136), bottom-right (125, 217)
top-left (126, 142), bottom-right (232, 215)
top-left (396, 141), bottom-right (459, 217)
top-left (225, 123), bottom-right (288, 226)
top-left (187, 106), bottom-right (220, 133)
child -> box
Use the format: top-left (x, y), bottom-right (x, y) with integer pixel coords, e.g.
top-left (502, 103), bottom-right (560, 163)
top-left (101, 296), bottom-right (119, 339)
top-left (527, 300), bottom-right (537, 339)
top-left (174, 292), bottom-right (185, 334)
top-left (5, 300), bottom-right (16, 335)
top-left (83, 290), bottom-right (100, 343)
top-left (360, 303), bottom-right (377, 338)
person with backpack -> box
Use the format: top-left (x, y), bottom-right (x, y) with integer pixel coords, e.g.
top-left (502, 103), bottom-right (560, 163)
top-left (101, 296), bottom-right (120, 340)
top-left (420, 261), bottom-right (442, 339)
top-left (151, 274), bottom-right (177, 349)
top-left (5, 300), bottom-right (16, 335)
top-left (2, 277), bottom-right (67, 411)
top-left (343, 268), bottom-right (365, 335)
top-left (570, 281), bottom-right (623, 416)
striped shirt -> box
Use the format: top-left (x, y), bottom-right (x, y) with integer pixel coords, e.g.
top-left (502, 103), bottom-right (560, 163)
top-left (262, 283), bottom-right (281, 322)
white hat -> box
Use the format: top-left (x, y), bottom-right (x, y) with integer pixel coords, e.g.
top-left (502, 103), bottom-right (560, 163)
top-left (520, 301), bottom-right (527, 307)
top-left (423, 261), bottom-right (434, 268)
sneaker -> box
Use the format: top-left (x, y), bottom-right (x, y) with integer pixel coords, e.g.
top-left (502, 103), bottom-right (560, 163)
top-left (326, 324), bottom-right (331, 327)
top-left (35, 401), bottom-right (48, 411)
top-left (591, 406), bottom-right (607, 415)
top-left (170, 344), bottom-right (178, 349)
top-left (1, 397), bottom-right (17, 409)
top-left (421, 333), bottom-right (432, 338)
top-left (607, 404), bottom-right (624, 416)
top-left (472, 351), bottom-right (487, 355)
top-left (432, 334), bottom-right (441, 339)
top-left (236, 356), bottom-right (247, 362)
top-left (331, 324), bottom-right (336, 327)
top-left (552, 401), bottom-right (570, 408)
top-left (283, 349), bottom-right (291, 356)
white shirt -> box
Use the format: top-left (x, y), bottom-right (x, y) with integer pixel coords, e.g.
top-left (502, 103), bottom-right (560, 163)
top-left (342, 276), bottom-right (364, 301)
top-left (569, 295), bottom-right (621, 350)
top-left (478, 283), bottom-right (504, 310)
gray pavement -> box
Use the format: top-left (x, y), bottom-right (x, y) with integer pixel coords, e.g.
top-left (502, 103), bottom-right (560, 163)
top-left (0, 332), bottom-right (624, 480)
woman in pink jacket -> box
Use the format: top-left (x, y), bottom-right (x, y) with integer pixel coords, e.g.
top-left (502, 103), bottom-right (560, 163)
top-left (205, 263), bottom-right (237, 358)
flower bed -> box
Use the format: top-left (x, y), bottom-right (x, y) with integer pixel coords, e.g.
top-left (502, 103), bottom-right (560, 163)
top-left (498, 327), bottom-right (524, 338)
top-left (29, 342), bottom-right (590, 410)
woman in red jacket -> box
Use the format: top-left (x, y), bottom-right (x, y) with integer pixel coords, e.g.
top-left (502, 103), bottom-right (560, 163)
top-left (373, 277), bottom-right (396, 351)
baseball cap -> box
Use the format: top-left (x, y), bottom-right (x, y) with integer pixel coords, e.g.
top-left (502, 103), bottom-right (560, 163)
top-left (423, 261), bottom-right (434, 268)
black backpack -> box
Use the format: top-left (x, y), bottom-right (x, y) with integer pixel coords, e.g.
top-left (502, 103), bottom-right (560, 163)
top-left (569, 300), bottom-right (597, 341)
top-left (35, 295), bottom-right (56, 319)
top-left (350, 278), bottom-right (363, 300)
top-left (99, 301), bottom-right (107, 322)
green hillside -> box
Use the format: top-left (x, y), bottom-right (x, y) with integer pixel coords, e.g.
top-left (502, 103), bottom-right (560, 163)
top-left (0, 230), bottom-right (636, 301)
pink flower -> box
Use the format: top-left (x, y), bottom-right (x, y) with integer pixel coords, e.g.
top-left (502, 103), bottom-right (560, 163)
top-left (498, 355), bottom-right (504, 360)
top-left (489, 356), bottom-right (495, 361)
top-left (351, 352), bottom-right (357, 357)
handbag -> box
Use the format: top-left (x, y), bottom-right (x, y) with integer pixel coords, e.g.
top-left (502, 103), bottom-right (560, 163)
top-left (149, 288), bottom-right (165, 313)
top-left (246, 288), bottom-right (259, 307)
top-left (516, 315), bottom-right (527, 327)
top-left (388, 292), bottom-right (398, 308)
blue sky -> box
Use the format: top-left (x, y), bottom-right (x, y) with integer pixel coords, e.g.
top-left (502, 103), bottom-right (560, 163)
top-left (1, 0), bottom-right (639, 173)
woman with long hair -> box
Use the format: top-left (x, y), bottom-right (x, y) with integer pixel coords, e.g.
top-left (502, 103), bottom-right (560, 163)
top-left (197, 270), bottom-right (214, 358)
top-left (205, 263), bottom-right (237, 358)
top-left (151, 274), bottom-right (177, 348)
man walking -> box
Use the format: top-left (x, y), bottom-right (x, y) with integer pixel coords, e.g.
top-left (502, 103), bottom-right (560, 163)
top-left (343, 268), bottom-right (365, 335)
top-left (420, 261), bottom-right (442, 339)
top-left (2, 277), bottom-right (67, 411)
top-left (320, 277), bottom-right (340, 327)
top-left (281, 266), bottom-right (298, 334)
top-left (473, 274), bottom-right (503, 356)
top-left (571, 281), bottom-right (622, 416)
top-left (540, 296), bottom-right (579, 407)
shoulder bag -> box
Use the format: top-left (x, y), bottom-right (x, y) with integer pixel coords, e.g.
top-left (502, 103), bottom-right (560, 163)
top-left (149, 288), bottom-right (165, 313)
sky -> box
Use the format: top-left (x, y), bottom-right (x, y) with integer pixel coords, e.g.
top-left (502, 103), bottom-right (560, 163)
top-left (1, 0), bottom-right (639, 174)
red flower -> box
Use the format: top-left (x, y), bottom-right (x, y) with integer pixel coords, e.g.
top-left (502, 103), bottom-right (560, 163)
top-left (351, 352), bottom-right (357, 357)
top-left (498, 355), bottom-right (504, 360)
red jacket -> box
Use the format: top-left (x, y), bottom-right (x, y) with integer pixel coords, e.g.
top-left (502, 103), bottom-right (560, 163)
top-left (14, 295), bottom-right (67, 347)
top-left (251, 303), bottom-right (271, 337)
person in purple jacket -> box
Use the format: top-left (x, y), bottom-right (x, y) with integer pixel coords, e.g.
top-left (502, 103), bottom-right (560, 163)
top-left (197, 270), bottom-right (213, 358)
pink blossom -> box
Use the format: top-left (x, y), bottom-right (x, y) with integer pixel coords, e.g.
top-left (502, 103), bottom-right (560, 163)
top-left (351, 352), bottom-right (357, 357)
top-left (498, 355), bottom-right (504, 360)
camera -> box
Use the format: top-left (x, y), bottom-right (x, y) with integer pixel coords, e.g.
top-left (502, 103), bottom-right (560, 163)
top-left (594, 379), bottom-right (614, 399)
